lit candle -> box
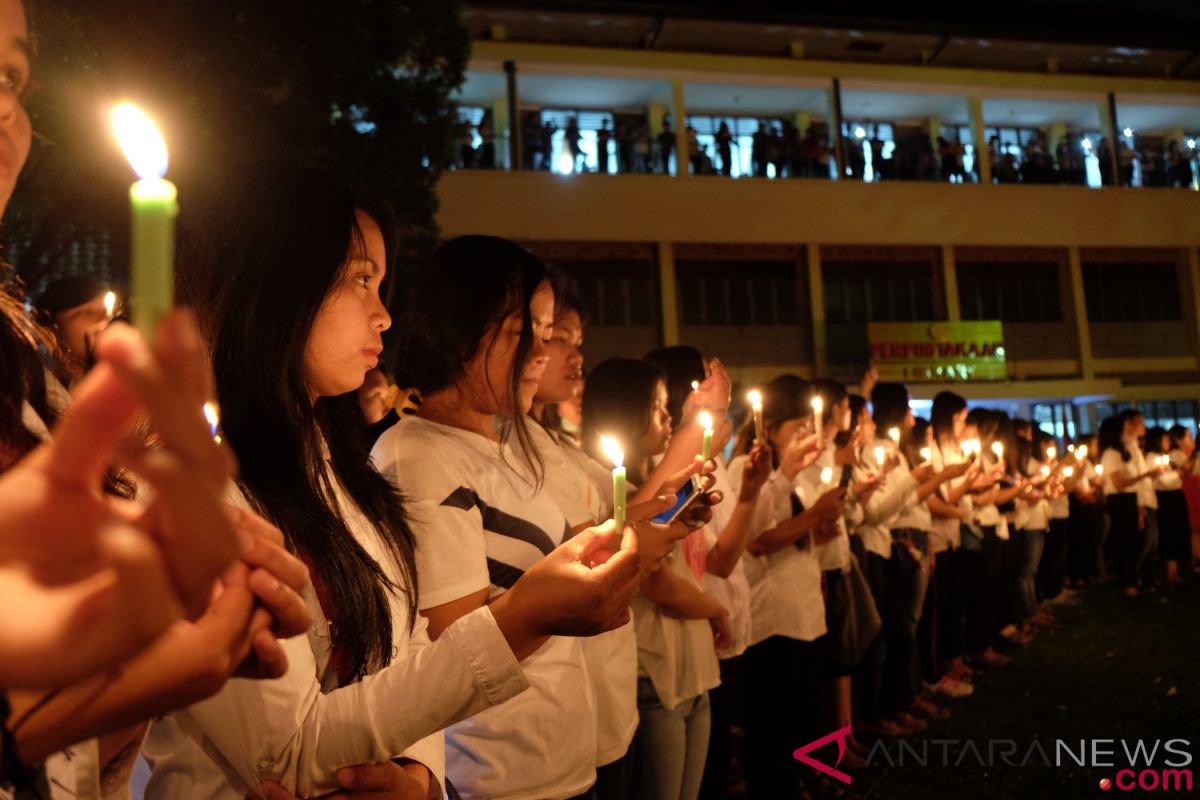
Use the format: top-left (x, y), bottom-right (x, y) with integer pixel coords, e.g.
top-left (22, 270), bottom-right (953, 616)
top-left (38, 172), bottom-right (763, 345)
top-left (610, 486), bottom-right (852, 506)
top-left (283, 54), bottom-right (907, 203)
top-left (1095, 464), bottom-right (1105, 477)
top-left (887, 427), bottom-right (900, 445)
top-left (1040, 465), bottom-right (1051, 477)
top-left (748, 390), bottom-right (764, 442)
top-left (963, 438), bottom-right (980, 458)
top-left (112, 103), bottom-right (178, 339)
top-left (103, 290), bottom-right (117, 319)
top-left (601, 435), bottom-right (627, 532)
top-left (920, 446), bottom-right (932, 463)
top-left (1063, 466), bottom-right (1075, 478)
top-left (820, 466), bottom-right (834, 486)
top-left (811, 394), bottom-right (824, 429)
top-left (691, 380), bottom-right (700, 392)
top-left (699, 410), bottom-right (714, 461)
top-left (1067, 444), bottom-right (1076, 453)
top-left (202, 401), bottom-right (221, 445)
top-left (1047, 446), bottom-right (1057, 461)
top-left (1077, 445), bottom-right (1088, 461)
top-left (991, 441), bottom-right (1004, 460)
top-left (874, 446), bottom-right (886, 466)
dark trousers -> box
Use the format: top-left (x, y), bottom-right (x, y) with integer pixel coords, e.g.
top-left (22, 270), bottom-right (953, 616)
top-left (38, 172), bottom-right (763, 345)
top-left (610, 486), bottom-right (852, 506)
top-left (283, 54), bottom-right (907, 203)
top-left (966, 526), bottom-right (1004, 656)
top-left (741, 636), bottom-right (821, 800)
top-left (1039, 518), bottom-right (1071, 600)
top-left (698, 657), bottom-right (740, 800)
top-left (1107, 493), bottom-right (1140, 589)
top-left (934, 548), bottom-right (968, 666)
top-left (594, 749), bottom-right (634, 800)
top-left (859, 545), bottom-right (922, 720)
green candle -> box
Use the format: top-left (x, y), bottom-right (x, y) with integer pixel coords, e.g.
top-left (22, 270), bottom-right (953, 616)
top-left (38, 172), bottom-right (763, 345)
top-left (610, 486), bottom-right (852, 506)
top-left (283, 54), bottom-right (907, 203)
top-left (113, 103), bottom-right (178, 339)
top-left (601, 435), bottom-right (627, 531)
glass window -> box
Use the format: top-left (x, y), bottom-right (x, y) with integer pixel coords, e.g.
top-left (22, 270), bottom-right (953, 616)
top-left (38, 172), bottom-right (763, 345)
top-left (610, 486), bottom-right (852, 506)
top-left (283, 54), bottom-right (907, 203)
top-left (677, 260), bottom-right (800, 325)
top-left (1083, 261), bottom-right (1182, 322)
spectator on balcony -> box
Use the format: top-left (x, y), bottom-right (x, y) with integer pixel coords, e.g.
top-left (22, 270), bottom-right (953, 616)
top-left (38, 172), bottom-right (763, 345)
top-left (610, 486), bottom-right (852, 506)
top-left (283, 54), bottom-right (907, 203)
top-left (458, 125), bottom-right (478, 170)
top-left (845, 137), bottom-right (865, 180)
top-left (1167, 140), bottom-right (1191, 188)
top-left (522, 111), bottom-right (542, 171)
top-left (767, 125), bottom-right (786, 178)
top-left (540, 118), bottom-right (557, 172)
top-left (687, 125), bottom-right (704, 175)
top-left (783, 122), bottom-right (801, 178)
top-left (798, 127), bottom-right (821, 178)
top-left (565, 117), bottom-right (583, 173)
top-left (937, 136), bottom-right (955, 182)
top-left (615, 118), bottom-right (632, 174)
top-left (478, 109), bottom-right (496, 169)
top-left (598, 118), bottom-right (612, 175)
top-left (1117, 139), bottom-right (1136, 187)
top-left (751, 123), bottom-right (766, 177)
top-left (658, 118), bottom-right (676, 174)
top-left (869, 132), bottom-right (888, 181)
top-left (715, 121), bottom-right (733, 176)
top-left (817, 136), bottom-right (833, 179)
top-left (1141, 142), bottom-right (1162, 187)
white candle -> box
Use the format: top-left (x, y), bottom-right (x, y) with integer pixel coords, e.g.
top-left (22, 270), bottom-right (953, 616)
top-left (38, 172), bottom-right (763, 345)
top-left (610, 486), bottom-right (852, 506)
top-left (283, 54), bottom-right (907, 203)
top-left (748, 390), bottom-right (764, 442)
top-left (991, 441), bottom-right (1004, 460)
top-left (203, 401), bottom-right (221, 444)
top-left (1095, 464), bottom-right (1105, 477)
top-left (601, 435), bottom-right (627, 532)
top-left (820, 466), bottom-right (834, 486)
top-left (1063, 466), bottom-right (1075, 478)
top-left (811, 395), bottom-right (824, 428)
top-left (691, 380), bottom-right (700, 392)
top-left (1078, 445), bottom-right (1088, 461)
top-left (887, 427), bottom-right (900, 445)
top-left (103, 290), bottom-right (117, 319)
top-left (1040, 465), bottom-right (1051, 477)
top-left (920, 447), bottom-right (932, 463)
top-left (874, 446), bottom-right (886, 466)
top-left (1047, 446), bottom-right (1057, 461)
top-left (963, 438), bottom-right (980, 458)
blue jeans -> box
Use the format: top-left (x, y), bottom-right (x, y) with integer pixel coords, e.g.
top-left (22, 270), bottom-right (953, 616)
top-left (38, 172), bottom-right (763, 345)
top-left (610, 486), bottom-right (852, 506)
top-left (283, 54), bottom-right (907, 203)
top-left (1016, 529), bottom-right (1046, 621)
top-left (631, 677), bottom-right (711, 800)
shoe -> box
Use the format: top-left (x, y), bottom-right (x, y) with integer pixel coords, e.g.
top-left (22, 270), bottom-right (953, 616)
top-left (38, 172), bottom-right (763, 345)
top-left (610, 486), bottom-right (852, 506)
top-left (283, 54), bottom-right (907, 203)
top-left (909, 696), bottom-right (952, 720)
top-left (923, 676), bottom-right (974, 698)
top-left (999, 624), bottom-right (1020, 641)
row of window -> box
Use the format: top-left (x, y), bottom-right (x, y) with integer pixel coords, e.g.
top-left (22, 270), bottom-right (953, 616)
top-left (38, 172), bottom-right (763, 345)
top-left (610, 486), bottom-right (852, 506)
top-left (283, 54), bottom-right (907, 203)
top-left (549, 252), bottom-right (1185, 327)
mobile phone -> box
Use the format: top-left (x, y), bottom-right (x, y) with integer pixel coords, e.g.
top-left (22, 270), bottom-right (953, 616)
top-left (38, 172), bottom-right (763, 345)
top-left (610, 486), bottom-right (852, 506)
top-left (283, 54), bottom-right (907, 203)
top-left (652, 475), bottom-right (704, 524)
top-left (838, 464), bottom-right (854, 489)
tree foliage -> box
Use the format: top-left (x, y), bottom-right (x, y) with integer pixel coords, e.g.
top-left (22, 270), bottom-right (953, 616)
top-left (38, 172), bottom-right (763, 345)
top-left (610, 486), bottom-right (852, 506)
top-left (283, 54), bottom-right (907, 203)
top-left (6, 0), bottom-right (469, 296)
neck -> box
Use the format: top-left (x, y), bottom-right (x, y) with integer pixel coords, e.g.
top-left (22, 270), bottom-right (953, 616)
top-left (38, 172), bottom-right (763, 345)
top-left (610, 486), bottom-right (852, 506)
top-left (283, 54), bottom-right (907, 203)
top-left (530, 399), bottom-right (547, 420)
top-left (418, 386), bottom-right (500, 442)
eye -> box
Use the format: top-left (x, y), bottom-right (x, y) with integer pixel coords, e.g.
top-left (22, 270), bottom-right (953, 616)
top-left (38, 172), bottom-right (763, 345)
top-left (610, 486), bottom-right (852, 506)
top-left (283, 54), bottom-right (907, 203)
top-left (0, 67), bottom-right (27, 96)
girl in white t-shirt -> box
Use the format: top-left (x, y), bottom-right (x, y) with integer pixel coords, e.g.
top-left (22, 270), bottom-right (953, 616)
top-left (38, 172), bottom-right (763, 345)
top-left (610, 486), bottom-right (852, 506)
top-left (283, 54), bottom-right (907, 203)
top-left (1098, 415), bottom-right (1161, 598)
top-left (1151, 426), bottom-right (1189, 586)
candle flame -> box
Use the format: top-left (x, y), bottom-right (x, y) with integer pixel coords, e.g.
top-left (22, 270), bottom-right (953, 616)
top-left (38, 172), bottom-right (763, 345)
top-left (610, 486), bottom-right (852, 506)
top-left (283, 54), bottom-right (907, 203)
top-left (887, 427), bottom-right (900, 444)
top-left (747, 389), bottom-right (763, 411)
top-left (1095, 464), bottom-right (1105, 476)
top-left (1067, 444), bottom-right (1076, 453)
top-left (920, 447), bottom-right (931, 462)
top-left (874, 446), bottom-right (886, 466)
top-left (103, 290), bottom-right (117, 318)
top-left (811, 395), bottom-right (824, 416)
top-left (1047, 446), bottom-right (1057, 461)
top-left (820, 466), bottom-right (834, 484)
top-left (112, 102), bottom-right (169, 179)
top-left (1063, 466), bottom-right (1075, 478)
top-left (691, 380), bottom-right (700, 391)
top-left (202, 401), bottom-right (220, 438)
top-left (1040, 465), bottom-right (1051, 477)
top-left (963, 438), bottom-right (980, 456)
top-left (698, 410), bottom-right (714, 432)
top-left (1078, 445), bottom-right (1088, 460)
top-left (992, 441), bottom-right (1004, 459)
top-left (600, 435), bottom-right (624, 468)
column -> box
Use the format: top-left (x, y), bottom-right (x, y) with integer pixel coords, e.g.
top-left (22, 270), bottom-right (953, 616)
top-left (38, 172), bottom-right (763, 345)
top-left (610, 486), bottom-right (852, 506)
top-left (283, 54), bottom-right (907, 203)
top-left (658, 241), bottom-right (680, 346)
top-left (492, 97), bottom-right (510, 171)
top-left (829, 80), bottom-right (846, 180)
top-left (503, 60), bottom-right (520, 170)
top-left (1068, 246), bottom-right (1095, 379)
top-left (942, 245), bottom-right (961, 321)
top-left (1188, 247), bottom-right (1200, 367)
top-left (969, 96), bottom-right (991, 184)
top-left (1100, 93), bottom-right (1121, 186)
top-left (673, 79), bottom-right (689, 177)
top-left (807, 245), bottom-right (827, 377)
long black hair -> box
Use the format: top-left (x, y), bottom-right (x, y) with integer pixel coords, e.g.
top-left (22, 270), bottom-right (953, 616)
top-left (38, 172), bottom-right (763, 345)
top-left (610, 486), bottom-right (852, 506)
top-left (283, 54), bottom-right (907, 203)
top-left (644, 345), bottom-right (706, 432)
top-left (0, 291), bottom-right (57, 469)
top-left (931, 390), bottom-right (967, 450)
top-left (733, 373), bottom-right (811, 467)
top-left (1098, 415), bottom-right (1129, 462)
top-left (581, 357), bottom-right (665, 485)
top-left (178, 162), bottom-right (417, 684)
top-left (392, 235), bottom-right (548, 485)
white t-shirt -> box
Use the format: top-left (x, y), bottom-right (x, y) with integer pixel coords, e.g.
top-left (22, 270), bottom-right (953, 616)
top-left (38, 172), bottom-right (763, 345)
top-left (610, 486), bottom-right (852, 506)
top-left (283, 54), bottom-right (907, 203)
top-left (730, 458), bottom-right (826, 646)
top-left (796, 444), bottom-right (851, 571)
top-left (1161, 450), bottom-right (1186, 491)
top-left (373, 416), bottom-right (597, 800)
top-left (699, 458), bottom-right (753, 659)
top-left (145, 473), bottom-right (531, 799)
top-left (1127, 440), bottom-right (1158, 509)
top-left (856, 438), bottom-right (920, 559)
top-left (523, 421), bottom-right (638, 768)
top-left (1101, 447), bottom-right (1138, 497)
top-left (1018, 458), bottom-right (1051, 531)
top-left (929, 441), bottom-right (969, 552)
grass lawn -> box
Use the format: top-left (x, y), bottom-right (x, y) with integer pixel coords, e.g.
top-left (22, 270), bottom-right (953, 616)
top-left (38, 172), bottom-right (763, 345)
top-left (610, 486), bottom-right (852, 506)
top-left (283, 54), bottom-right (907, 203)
top-left (845, 577), bottom-right (1200, 799)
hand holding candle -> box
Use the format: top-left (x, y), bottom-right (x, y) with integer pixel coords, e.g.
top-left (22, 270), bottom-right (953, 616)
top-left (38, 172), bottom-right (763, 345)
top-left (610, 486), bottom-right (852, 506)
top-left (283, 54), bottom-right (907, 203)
top-left (112, 103), bottom-right (178, 339)
top-left (820, 466), bottom-right (834, 486)
top-left (811, 394), bottom-right (824, 431)
top-left (887, 427), bottom-right (900, 445)
top-left (748, 390), bottom-right (764, 443)
top-left (601, 435), bottom-right (627, 532)
top-left (920, 446), bottom-right (932, 463)
top-left (103, 290), bottom-right (117, 320)
top-left (698, 410), bottom-right (714, 462)
top-left (1047, 446), bottom-right (1057, 461)
top-left (991, 441), bottom-right (1004, 461)
top-left (873, 445), bottom-right (886, 467)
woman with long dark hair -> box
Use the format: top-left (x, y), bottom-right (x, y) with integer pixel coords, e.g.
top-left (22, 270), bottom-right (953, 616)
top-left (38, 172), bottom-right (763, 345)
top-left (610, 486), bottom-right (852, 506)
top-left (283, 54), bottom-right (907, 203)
top-left (377, 235), bottom-right (642, 800)
top-left (1098, 415), bottom-right (1159, 598)
top-left (144, 177), bottom-right (636, 800)
top-left (1151, 426), bottom-right (1188, 587)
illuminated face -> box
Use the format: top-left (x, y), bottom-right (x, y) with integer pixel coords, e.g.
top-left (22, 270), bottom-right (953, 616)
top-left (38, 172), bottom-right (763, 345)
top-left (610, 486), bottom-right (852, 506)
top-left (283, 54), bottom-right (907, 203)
top-left (0, 0), bottom-right (30, 215)
top-left (304, 211), bottom-right (391, 399)
top-left (460, 280), bottom-right (554, 417)
top-left (535, 308), bottom-right (584, 406)
top-left (53, 291), bottom-right (109, 370)
top-left (638, 379), bottom-right (672, 458)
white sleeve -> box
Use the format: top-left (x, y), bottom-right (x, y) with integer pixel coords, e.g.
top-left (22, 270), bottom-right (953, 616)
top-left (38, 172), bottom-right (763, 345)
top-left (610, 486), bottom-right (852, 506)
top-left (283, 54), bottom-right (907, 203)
top-left (862, 471), bottom-right (918, 526)
top-left (177, 605), bottom-right (528, 797)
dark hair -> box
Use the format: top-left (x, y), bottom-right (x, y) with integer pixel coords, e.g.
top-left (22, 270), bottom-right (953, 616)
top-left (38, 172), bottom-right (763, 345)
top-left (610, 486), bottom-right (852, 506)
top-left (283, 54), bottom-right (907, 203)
top-left (178, 162), bottom-right (416, 684)
top-left (0, 292), bottom-right (57, 469)
top-left (1144, 426), bottom-right (1170, 455)
top-left (871, 382), bottom-right (910, 432)
top-left (1098, 415), bottom-right (1130, 462)
top-left (842, 394), bottom-right (867, 448)
top-left (1168, 424), bottom-right (1189, 450)
top-left (1032, 429), bottom-right (1057, 463)
top-left (644, 345), bottom-right (706, 432)
top-left (581, 357), bottom-right (665, 485)
top-left (393, 235), bottom-right (548, 485)
top-left (907, 416), bottom-right (930, 467)
top-left (930, 391), bottom-right (967, 449)
top-left (535, 274), bottom-right (586, 433)
top-left (810, 378), bottom-right (848, 430)
top-left (734, 373), bottom-right (810, 466)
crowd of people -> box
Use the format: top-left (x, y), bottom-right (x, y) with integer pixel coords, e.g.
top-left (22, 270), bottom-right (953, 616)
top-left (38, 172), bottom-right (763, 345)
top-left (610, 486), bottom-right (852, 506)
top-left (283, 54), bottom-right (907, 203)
top-left (4, 3), bottom-right (1200, 800)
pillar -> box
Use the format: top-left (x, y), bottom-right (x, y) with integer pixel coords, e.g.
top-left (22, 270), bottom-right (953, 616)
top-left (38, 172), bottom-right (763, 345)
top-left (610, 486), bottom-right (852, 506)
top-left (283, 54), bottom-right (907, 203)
top-left (1068, 246), bottom-right (1095, 379)
top-left (807, 245), bottom-right (827, 377)
top-left (503, 61), bottom-right (520, 171)
top-left (969, 96), bottom-right (991, 184)
top-left (673, 79), bottom-right (689, 177)
top-left (1100, 94), bottom-right (1121, 186)
top-left (1188, 247), bottom-right (1200, 369)
top-left (658, 242), bottom-right (680, 346)
top-left (942, 245), bottom-right (961, 321)
top-left (492, 97), bottom-right (510, 171)
top-left (829, 80), bottom-right (846, 180)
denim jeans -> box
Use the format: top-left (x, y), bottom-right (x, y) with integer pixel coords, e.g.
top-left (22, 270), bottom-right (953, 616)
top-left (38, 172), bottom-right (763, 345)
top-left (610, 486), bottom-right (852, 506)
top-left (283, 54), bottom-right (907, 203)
top-left (631, 677), bottom-right (711, 800)
top-left (1016, 528), bottom-right (1047, 620)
